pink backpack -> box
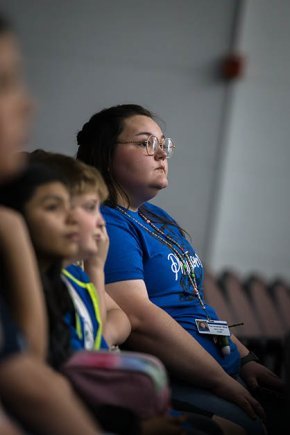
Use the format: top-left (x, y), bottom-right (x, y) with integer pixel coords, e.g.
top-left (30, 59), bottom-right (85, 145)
top-left (61, 349), bottom-right (171, 419)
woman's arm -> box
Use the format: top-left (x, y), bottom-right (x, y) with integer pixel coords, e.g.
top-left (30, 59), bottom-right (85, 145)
top-left (0, 207), bottom-right (47, 359)
top-left (230, 334), bottom-right (250, 357)
top-left (106, 279), bottom-right (265, 420)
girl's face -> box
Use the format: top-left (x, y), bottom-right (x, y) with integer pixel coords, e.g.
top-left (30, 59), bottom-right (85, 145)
top-left (24, 182), bottom-right (79, 263)
top-left (0, 33), bottom-right (32, 181)
top-left (112, 115), bottom-right (168, 208)
top-left (71, 191), bottom-right (105, 259)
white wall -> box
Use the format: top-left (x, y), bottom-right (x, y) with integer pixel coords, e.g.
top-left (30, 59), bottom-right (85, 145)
top-left (210, 0), bottom-right (290, 280)
top-left (3, 0), bottom-right (236, 259)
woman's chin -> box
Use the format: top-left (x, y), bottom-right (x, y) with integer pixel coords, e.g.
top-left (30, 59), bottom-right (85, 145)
top-left (159, 179), bottom-right (169, 190)
top-left (150, 180), bottom-right (168, 192)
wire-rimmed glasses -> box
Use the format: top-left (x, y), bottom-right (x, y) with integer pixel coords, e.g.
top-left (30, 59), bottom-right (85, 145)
top-left (118, 135), bottom-right (175, 158)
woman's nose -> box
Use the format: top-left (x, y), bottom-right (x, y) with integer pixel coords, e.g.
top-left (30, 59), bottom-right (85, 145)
top-left (154, 144), bottom-right (167, 160)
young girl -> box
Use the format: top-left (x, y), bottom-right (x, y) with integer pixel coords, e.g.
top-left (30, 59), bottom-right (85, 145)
top-left (0, 161), bottom-right (81, 367)
top-left (30, 149), bottom-right (132, 350)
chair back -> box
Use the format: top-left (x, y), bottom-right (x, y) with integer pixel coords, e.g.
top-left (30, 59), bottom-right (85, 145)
top-left (270, 280), bottom-right (290, 330)
top-left (219, 271), bottom-right (263, 339)
top-left (246, 276), bottom-right (285, 338)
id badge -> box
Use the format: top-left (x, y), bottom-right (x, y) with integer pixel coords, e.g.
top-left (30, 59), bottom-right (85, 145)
top-left (195, 319), bottom-right (230, 336)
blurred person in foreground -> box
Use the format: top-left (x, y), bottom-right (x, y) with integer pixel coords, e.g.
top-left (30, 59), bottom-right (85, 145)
top-left (0, 12), bottom-right (102, 434)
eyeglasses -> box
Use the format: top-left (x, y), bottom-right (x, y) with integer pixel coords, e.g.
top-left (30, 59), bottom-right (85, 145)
top-left (118, 135), bottom-right (175, 159)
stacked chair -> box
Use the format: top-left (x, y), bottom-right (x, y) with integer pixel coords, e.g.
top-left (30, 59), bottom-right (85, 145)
top-left (243, 274), bottom-right (285, 375)
top-left (268, 279), bottom-right (290, 331)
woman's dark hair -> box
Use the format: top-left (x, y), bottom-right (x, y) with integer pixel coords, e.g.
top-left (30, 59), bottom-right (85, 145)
top-left (0, 161), bottom-right (74, 368)
top-left (76, 104), bottom-right (156, 207)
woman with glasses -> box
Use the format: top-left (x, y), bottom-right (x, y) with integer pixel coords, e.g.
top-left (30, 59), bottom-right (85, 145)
top-left (76, 104), bottom-right (284, 435)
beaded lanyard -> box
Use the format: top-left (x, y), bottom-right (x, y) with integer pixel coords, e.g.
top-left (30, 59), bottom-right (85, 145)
top-left (116, 206), bottom-right (211, 320)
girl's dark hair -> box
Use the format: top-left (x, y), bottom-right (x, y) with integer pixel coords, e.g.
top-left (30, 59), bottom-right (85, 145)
top-left (30, 148), bottom-right (108, 201)
top-left (0, 160), bottom-right (65, 213)
top-left (42, 262), bottom-right (74, 368)
top-left (76, 104), bottom-right (155, 207)
top-left (0, 161), bottom-right (74, 368)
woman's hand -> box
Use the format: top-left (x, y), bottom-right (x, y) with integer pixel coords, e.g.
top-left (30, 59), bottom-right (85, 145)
top-left (212, 374), bottom-right (266, 421)
top-left (240, 361), bottom-right (285, 393)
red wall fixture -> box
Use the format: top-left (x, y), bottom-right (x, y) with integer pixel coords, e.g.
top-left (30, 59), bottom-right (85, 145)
top-left (221, 53), bottom-right (246, 80)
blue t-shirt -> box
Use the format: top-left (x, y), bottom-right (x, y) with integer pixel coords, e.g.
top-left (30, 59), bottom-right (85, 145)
top-left (102, 202), bottom-right (240, 375)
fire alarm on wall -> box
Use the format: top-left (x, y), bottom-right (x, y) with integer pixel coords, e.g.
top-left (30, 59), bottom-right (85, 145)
top-left (221, 53), bottom-right (246, 80)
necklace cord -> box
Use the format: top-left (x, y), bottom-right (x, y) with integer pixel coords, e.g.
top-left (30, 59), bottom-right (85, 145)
top-left (116, 206), bottom-right (211, 320)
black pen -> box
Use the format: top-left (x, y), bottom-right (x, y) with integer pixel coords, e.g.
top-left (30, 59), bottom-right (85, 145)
top-left (228, 322), bottom-right (244, 328)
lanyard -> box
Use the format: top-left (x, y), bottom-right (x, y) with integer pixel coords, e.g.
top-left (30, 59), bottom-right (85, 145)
top-left (116, 206), bottom-right (211, 320)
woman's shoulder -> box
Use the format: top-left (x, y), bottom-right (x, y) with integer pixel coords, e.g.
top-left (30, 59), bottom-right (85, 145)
top-left (101, 204), bottom-right (137, 229)
top-left (144, 202), bottom-right (175, 221)
top-left (101, 204), bottom-right (123, 221)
